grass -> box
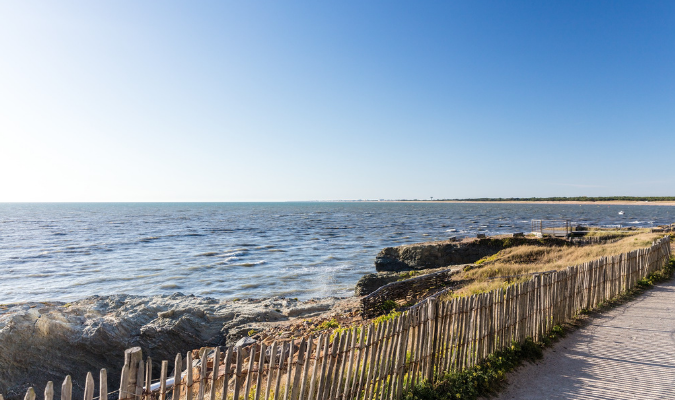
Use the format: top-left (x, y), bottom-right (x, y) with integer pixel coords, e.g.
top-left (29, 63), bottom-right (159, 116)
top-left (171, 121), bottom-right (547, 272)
top-left (446, 232), bottom-right (663, 298)
top-left (315, 318), bottom-right (339, 331)
top-left (374, 310), bottom-right (401, 325)
top-left (576, 228), bottom-right (638, 237)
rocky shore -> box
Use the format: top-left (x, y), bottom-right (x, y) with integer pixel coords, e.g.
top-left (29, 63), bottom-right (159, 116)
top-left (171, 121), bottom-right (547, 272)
top-left (0, 294), bottom-right (358, 399)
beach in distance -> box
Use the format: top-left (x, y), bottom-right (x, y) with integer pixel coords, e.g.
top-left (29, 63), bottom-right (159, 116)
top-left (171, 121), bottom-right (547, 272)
top-left (1, 201), bottom-right (673, 304)
top-left (371, 200), bottom-right (675, 206)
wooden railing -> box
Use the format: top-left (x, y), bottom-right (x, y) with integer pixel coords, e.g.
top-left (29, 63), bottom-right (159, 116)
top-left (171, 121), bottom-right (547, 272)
top-left (3, 236), bottom-right (671, 400)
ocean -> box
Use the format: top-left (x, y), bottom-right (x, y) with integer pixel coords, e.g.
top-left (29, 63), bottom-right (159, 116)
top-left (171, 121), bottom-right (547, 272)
top-left (0, 202), bottom-right (672, 303)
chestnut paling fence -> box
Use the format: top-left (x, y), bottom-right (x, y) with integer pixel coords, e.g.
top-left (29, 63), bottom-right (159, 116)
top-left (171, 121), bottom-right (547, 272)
top-left (4, 236), bottom-right (672, 400)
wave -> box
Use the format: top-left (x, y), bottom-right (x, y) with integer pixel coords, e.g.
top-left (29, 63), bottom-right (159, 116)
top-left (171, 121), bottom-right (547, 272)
top-left (195, 252), bottom-right (219, 257)
top-left (160, 283), bottom-right (181, 290)
top-left (231, 261), bottom-right (266, 267)
top-left (187, 265), bottom-right (213, 271)
top-left (240, 283), bottom-right (263, 289)
top-left (213, 259), bottom-right (234, 266)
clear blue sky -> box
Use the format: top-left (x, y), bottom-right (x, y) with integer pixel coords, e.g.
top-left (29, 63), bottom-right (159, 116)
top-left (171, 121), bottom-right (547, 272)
top-left (1, 1), bottom-right (673, 201)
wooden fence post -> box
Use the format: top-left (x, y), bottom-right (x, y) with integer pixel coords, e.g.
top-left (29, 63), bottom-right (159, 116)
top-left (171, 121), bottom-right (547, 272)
top-left (100, 370), bottom-right (108, 400)
top-left (119, 348), bottom-right (142, 400)
top-left (23, 388), bottom-right (36, 400)
top-left (44, 382), bottom-right (54, 400)
top-left (62, 376), bottom-right (72, 400)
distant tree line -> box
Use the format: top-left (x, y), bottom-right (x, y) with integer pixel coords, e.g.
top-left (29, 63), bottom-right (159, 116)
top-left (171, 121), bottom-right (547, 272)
top-left (441, 196), bottom-right (675, 202)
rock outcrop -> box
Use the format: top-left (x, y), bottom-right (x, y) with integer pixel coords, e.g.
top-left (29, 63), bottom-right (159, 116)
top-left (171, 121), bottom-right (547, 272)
top-left (354, 265), bottom-right (472, 297)
top-left (361, 268), bottom-right (460, 318)
top-left (374, 237), bottom-right (570, 272)
top-left (354, 272), bottom-right (401, 296)
top-left (0, 294), bottom-right (346, 400)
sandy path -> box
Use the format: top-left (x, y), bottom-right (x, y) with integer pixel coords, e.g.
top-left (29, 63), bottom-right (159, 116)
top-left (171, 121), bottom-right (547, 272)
top-left (494, 279), bottom-right (675, 400)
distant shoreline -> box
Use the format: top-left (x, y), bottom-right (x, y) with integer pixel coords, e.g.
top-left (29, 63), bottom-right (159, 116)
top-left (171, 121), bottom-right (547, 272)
top-left (365, 200), bottom-right (675, 206)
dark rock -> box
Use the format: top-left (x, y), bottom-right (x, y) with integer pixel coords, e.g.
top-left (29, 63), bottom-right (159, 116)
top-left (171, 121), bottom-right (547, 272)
top-left (374, 240), bottom-right (493, 272)
top-left (374, 237), bottom-right (571, 273)
top-left (373, 252), bottom-right (412, 272)
top-left (354, 272), bottom-right (400, 296)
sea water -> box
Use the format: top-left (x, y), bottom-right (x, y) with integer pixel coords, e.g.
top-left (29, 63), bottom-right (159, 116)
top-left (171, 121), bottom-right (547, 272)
top-left (0, 202), bottom-right (672, 303)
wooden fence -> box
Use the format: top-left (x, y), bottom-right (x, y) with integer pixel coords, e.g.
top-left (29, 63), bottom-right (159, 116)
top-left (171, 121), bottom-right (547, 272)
top-left (4, 237), bottom-right (671, 400)
top-left (361, 268), bottom-right (459, 318)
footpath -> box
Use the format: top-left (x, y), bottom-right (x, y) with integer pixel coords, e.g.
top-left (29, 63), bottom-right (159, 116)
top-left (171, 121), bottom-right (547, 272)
top-left (494, 278), bottom-right (675, 400)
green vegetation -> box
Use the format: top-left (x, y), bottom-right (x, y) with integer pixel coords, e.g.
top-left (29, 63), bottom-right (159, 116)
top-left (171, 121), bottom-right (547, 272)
top-left (380, 299), bottom-right (398, 313)
top-left (330, 325), bottom-right (363, 342)
top-left (398, 271), bottom-right (422, 280)
top-left (315, 318), bottom-right (340, 331)
top-left (373, 310), bottom-right (401, 325)
top-left (402, 333), bottom-right (561, 400)
top-left (637, 256), bottom-right (675, 287)
top-left (474, 252), bottom-right (502, 265)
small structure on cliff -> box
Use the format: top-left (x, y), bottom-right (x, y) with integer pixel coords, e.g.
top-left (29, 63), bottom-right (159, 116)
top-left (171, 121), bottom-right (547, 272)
top-left (531, 219), bottom-right (572, 237)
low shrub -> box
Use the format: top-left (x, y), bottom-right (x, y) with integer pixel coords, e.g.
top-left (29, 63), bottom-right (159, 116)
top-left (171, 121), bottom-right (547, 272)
top-left (380, 299), bottom-right (398, 313)
top-left (402, 332), bottom-right (560, 400)
top-left (314, 318), bottom-right (339, 331)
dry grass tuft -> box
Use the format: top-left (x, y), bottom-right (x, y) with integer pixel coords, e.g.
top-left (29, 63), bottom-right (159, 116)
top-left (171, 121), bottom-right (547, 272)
top-left (446, 232), bottom-right (663, 299)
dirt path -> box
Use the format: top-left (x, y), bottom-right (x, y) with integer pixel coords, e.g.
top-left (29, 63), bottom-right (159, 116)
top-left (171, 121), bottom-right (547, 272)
top-left (494, 278), bottom-right (675, 400)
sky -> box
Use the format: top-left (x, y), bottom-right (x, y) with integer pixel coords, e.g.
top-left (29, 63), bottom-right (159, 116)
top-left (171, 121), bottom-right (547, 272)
top-left (0, 1), bottom-right (673, 201)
